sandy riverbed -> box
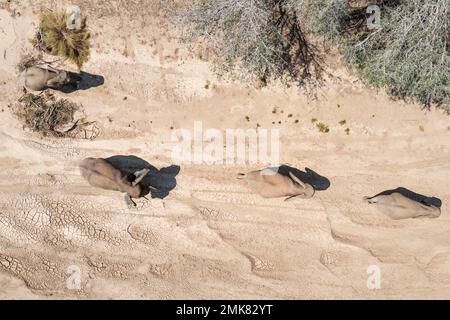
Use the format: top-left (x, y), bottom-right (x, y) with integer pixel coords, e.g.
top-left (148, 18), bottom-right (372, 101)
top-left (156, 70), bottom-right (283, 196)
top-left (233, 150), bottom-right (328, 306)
top-left (0, 0), bottom-right (449, 299)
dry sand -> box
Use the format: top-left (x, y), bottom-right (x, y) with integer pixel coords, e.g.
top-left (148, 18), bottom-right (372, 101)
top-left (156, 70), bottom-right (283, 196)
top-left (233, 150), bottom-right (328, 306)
top-left (0, 1), bottom-right (449, 299)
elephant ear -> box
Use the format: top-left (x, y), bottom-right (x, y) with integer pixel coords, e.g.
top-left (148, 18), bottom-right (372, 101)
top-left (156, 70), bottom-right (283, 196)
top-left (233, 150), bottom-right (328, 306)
top-left (288, 172), bottom-right (305, 188)
top-left (132, 168), bottom-right (150, 186)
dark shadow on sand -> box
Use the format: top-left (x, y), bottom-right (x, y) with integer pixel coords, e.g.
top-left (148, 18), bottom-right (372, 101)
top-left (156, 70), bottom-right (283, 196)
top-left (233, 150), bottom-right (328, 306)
top-left (105, 155), bottom-right (180, 199)
top-left (59, 71), bottom-right (104, 93)
top-left (277, 165), bottom-right (331, 191)
top-left (367, 187), bottom-right (442, 208)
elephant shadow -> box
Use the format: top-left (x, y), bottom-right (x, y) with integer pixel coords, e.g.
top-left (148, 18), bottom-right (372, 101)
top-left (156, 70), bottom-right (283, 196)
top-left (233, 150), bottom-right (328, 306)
top-left (60, 71), bottom-right (104, 93)
top-left (106, 155), bottom-right (180, 199)
top-left (367, 187), bottom-right (442, 208)
top-left (277, 165), bottom-right (331, 191)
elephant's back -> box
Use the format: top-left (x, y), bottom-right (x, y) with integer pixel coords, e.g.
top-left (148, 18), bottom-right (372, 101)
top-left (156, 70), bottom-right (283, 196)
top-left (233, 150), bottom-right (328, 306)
top-left (79, 158), bottom-right (121, 191)
top-left (20, 67), bottom-right (48, 91)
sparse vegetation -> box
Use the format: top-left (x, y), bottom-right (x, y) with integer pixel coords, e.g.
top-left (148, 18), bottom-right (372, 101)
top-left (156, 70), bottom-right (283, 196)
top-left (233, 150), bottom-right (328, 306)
top-left (304, 0), bottom-right (449, 109)
top-left (32, 10), bottom-right (90, 69)
top-left (15, 93), bottom-right (98, 138)
top-left (339, 120), bottom-right (346, 125)
top-left (17, 93), bottom-right (77, 136)
top-left (171, 0), bottom-right (324, 91)
top-left (171, 0), bottom-right (448, 109)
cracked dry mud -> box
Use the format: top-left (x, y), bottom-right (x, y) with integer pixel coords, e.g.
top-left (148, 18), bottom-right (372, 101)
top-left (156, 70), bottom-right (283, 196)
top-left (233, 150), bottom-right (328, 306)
top-left (0, 1), bottom-right (449, 299)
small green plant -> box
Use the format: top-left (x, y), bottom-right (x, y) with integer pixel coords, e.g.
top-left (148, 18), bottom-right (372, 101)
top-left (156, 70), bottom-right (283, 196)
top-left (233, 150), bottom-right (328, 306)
top-left (311, 118), bottom-right (317, 123)
top-left (316, 122), bottom-right (329, 133)
top-left (345, 128), bottom-right (350, 135)
top-left (339, 120), bottom-right (346, 125)
top-left (32, 10), bottom-right (90, 69)
top-left (419, 125), bottom-right (425, 132)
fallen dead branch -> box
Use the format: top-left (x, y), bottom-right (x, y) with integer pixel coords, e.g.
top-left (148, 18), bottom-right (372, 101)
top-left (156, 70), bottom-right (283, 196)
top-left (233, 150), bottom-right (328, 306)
top-left (15, 92), bottom-right (99, 139)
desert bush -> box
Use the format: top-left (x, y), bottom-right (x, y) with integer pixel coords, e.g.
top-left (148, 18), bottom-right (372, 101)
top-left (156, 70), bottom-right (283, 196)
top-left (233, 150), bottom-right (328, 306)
top-left (32, 10), bottom-right (90, 69)
top-left (172, 0), bottom-right (448, 109)
top-left (170, 0), bottom-right (324, 90)
top-left (350, 0), bottom-right (449, 108)
top-left (302, 0), bottom-right (449, 108)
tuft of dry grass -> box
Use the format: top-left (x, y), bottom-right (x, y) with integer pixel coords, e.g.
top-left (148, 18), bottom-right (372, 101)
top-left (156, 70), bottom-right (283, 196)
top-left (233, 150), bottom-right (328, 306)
top-left (32, 10), bottom-right (90, 69)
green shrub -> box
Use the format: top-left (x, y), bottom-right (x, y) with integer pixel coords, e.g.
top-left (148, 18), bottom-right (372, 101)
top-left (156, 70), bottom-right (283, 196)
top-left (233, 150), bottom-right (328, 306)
top-left (303, 0), bottom-right (449, 108)
top-left (33, 11), bottom-right (90, 69)
top-left (172, 0), bottom-right (449, 109)
top-left (170, 0), bottom-right (324, 90)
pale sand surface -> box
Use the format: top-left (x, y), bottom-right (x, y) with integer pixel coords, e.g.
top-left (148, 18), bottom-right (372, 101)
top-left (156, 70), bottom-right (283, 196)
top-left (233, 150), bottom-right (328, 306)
top-left (0, 1), bottom-right (449, 299)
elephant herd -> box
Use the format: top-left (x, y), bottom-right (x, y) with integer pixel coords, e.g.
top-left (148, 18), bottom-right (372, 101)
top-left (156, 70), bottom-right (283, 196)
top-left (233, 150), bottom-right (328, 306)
top-left (79, 157), bottom-right (442, 221)
top-left (20, 65), bottom-right (442, 221)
